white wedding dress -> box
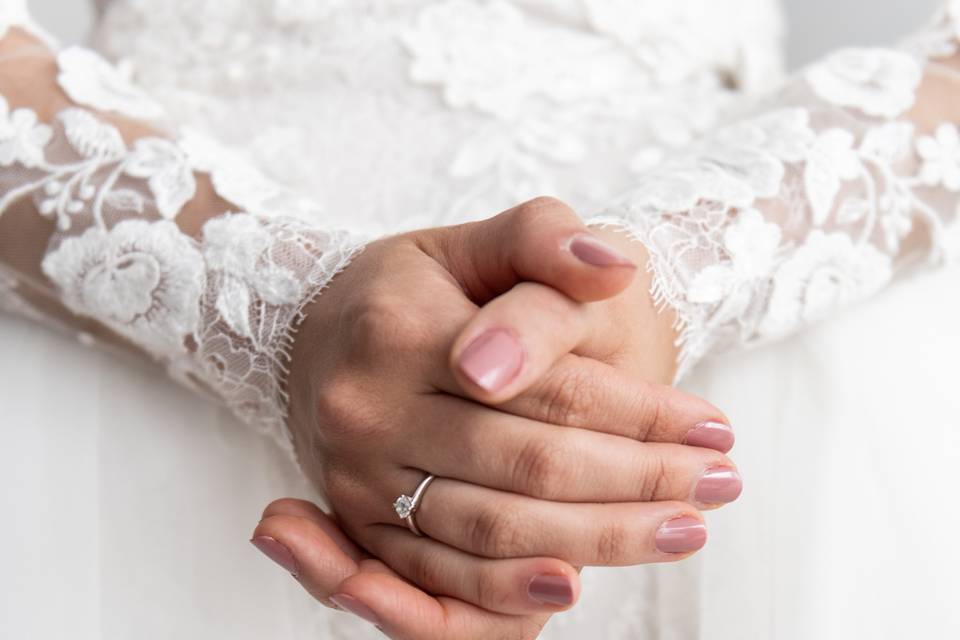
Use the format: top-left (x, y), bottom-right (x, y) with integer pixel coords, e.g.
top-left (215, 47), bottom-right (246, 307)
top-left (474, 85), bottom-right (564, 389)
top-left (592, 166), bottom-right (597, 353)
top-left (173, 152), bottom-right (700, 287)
top-left (2, 1), bottom-right (959, 638)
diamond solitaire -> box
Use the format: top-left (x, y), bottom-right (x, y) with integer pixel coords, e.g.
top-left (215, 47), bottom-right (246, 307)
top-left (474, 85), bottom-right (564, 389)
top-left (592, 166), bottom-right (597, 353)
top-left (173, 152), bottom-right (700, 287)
top-left (394, 494), bottom-right (414, 519)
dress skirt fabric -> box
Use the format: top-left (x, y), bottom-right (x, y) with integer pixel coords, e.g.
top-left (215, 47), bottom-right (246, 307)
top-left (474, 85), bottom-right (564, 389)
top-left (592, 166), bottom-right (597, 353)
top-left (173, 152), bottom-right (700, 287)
top-left (3, 265), bottom-right (957, 640)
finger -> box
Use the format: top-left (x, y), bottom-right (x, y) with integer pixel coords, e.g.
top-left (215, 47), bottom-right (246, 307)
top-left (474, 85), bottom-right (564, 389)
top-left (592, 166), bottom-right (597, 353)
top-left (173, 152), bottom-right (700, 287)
top-left (260, 497), bottom-right (367, 562)
top-left (405, 395), bottom-right (743, 505)
top-left (330, 572), bottom-right (550, 640)
top-left (251, 503), bottom-right (549, 638)
top-left (416, 479), bottom-right (708, 565)
top-left (499, 355), bottom-right (734, 452)
top-left (413, 285), bottom-right (733, 452)
top-left (449, 282), bottom-right (593, 401)
top-left (424, 196), bottom-right (638, 304)
top-left (357, 523), bottom-right (581, 616)
top-left (252, 511), bottom-right (363, 606)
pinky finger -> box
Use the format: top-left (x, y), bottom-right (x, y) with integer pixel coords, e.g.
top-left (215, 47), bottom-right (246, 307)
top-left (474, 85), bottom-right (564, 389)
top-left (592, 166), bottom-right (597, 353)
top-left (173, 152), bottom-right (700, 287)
top-left (331, 572), bottom-right (550, 640)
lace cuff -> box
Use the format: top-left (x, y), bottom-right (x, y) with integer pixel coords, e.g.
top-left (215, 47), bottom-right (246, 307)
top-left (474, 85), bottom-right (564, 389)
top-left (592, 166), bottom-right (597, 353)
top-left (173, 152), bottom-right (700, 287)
top-left (0, 21), bottom-right (365, 449)
top-left (590, 3), bottom-right (960, 381)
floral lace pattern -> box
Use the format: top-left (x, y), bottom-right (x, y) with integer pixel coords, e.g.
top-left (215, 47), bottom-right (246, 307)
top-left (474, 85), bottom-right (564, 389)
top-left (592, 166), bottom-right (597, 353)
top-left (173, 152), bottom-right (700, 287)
top-left (591, 17), bottom-right (960, 378)
top-left (0, 32), bottom-right (364, 448)
top-left (2, 1), bottom-right (960, 639)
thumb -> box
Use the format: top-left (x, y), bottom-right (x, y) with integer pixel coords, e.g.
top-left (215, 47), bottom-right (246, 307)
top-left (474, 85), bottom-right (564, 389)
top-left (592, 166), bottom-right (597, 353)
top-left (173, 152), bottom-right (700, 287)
top-left (424, 196), bottom-right (638, 303)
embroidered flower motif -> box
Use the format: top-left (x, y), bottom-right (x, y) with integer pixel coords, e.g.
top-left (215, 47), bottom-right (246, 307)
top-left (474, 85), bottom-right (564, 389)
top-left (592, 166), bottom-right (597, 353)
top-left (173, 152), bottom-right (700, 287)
top-left (124, 138), bottom-right (196, 219)
top-left (877, 187), bottom-right (916, 252)
top-left (202, 215), bottom-right (303, 340)
top-left (57, 47), bottom-right (165, 120)
top-left (859, 121), bottom-right (915, 163)
top-left (401, 0), bottom-right (633, 119)
top-left (41, 219), bottom-right (205, 357)
top-left (917, 123), bottom-right (960, 191)
top-left (688, 209), bottom-right (782, 305)
top-left (806, 48), bottom-right (922, 118)
top-left (0, 96), bottom-right (52, 168)
top-left (583, 0), bottom-right (721, 86)
top-left (761, 231), bottom-right (892, 338)
top-left (804, 129), bottom-right (863, 226)
top-left (630, 110), bottom-right (818, 215)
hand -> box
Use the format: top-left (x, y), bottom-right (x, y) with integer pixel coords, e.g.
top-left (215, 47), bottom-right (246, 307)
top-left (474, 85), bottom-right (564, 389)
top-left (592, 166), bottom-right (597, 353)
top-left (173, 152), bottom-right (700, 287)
top-left (277, 197), bottom-right (740, 616)
top-left (253, 498), bottom-right (553, 640)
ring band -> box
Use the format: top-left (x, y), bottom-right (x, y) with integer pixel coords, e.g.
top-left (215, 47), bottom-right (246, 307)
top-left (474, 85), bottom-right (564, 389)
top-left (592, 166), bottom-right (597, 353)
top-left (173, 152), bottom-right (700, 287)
top-left (393, 474), bottom-right (436, 536)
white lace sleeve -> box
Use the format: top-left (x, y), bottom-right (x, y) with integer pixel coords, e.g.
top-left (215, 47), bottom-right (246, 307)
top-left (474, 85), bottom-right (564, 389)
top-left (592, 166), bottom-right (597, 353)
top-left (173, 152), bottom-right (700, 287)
top-left (0, 11), bottom-right (365, 451)
top-left (590, 3), bottom-right (960, 381)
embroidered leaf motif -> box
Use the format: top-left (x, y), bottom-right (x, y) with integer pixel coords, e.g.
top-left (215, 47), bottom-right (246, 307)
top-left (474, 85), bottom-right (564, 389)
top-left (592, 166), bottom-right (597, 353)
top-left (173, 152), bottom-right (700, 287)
top-left (104, 189), bottom-right (146, 214)
top-left (125, 138), bottom-right (196, 219)
top-left (836, 198), bottom-right (870, 225)
top-left (805, 130), bottom-right (861, 226)
top-left (216, 276), bottom-right (253, 340)
top-left (59, 108), bottom-right (126, 160)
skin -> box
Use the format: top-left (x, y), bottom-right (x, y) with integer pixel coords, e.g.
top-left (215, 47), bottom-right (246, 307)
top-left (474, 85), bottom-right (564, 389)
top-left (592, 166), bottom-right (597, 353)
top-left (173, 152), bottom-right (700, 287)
top-left (279, 197), bottom-right (740, 626)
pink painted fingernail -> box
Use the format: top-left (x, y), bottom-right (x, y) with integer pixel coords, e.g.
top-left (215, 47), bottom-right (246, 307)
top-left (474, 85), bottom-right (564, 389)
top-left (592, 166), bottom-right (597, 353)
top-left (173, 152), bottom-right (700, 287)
top-left (458, 329), bottom-right (524, 393)
top-left (330, 593), bottom-right (382, 627)
top-left (655, 516), bottom-right (707, 553)
top-left (694, 466), bottom-right (743, 505)
top-left (528, 574), bottom-right (575, 606)
top-left (683, 421), bottom-right (735, 453)
top-left (250, 536), bottom-right (299, 577)
top-left (568, 234), bottom-right (636, 268)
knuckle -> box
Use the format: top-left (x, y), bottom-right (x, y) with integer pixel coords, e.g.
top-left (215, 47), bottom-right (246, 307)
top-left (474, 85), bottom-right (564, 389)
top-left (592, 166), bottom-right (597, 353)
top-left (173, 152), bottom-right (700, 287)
top-left (474, 566), bottom-right (511, 611)
top-left (262, 497), bottom-right (304, 516)
top-left (512, 196), bottom-right (574, 231)
top-left (313, 375), bottom-right (382, 442)
top-left (260, 497), bottom-right (312, 522)
top-left (632, 389), bottom-right (667, 442)
top-left (512, 437), bottom-right (568, 499)
top-left (343, 289), bottom-right (428, 358)
top-left (636, 452), bottom-right (671, 502)
top-left (406, 547), bottom-right (446, 592)
top-left (540, 366), bottom-right (598, 428)
top-left (521, 195), bottom-right (571, 216)
top-left (593, 520), bottom-right (629, 565)
top-left (470, 502), bottom-right (526, 558)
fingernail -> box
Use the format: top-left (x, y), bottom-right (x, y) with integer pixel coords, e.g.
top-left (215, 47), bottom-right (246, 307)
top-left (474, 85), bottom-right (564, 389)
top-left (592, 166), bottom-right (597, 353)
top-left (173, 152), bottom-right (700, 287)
top-left (528, 574), bottom-right (575, 606)
top-left (683, 421), bottom-right (735, 453)
top-left (330, 593), bottom-right (382, 626)
top-left (655, 516), bottom-right (707, 553)
top-left (458, 329), bottom-right (524, 393)
top-left (250, 536), bottom-right (299, 577)
top-left (695, 466), bottom-right (743, 505)
top-left (568, 234), bottom-right (636, 268)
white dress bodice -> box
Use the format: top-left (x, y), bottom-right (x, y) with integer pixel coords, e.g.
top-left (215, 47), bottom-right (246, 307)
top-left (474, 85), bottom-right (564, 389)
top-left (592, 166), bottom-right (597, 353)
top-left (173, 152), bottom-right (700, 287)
top-left (92, 0), bottom-right (784, 232)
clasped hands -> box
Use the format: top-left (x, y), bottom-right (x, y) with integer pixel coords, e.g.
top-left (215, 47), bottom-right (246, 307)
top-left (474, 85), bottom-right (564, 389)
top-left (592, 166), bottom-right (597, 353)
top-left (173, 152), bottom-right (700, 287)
top-left (252, 197), bottom-right (741, 639)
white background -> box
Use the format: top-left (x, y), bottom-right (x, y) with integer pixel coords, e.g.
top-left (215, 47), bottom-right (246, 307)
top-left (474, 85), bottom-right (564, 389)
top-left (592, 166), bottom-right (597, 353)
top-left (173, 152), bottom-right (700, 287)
top-left (29, 0), bottom-right (944, 67)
